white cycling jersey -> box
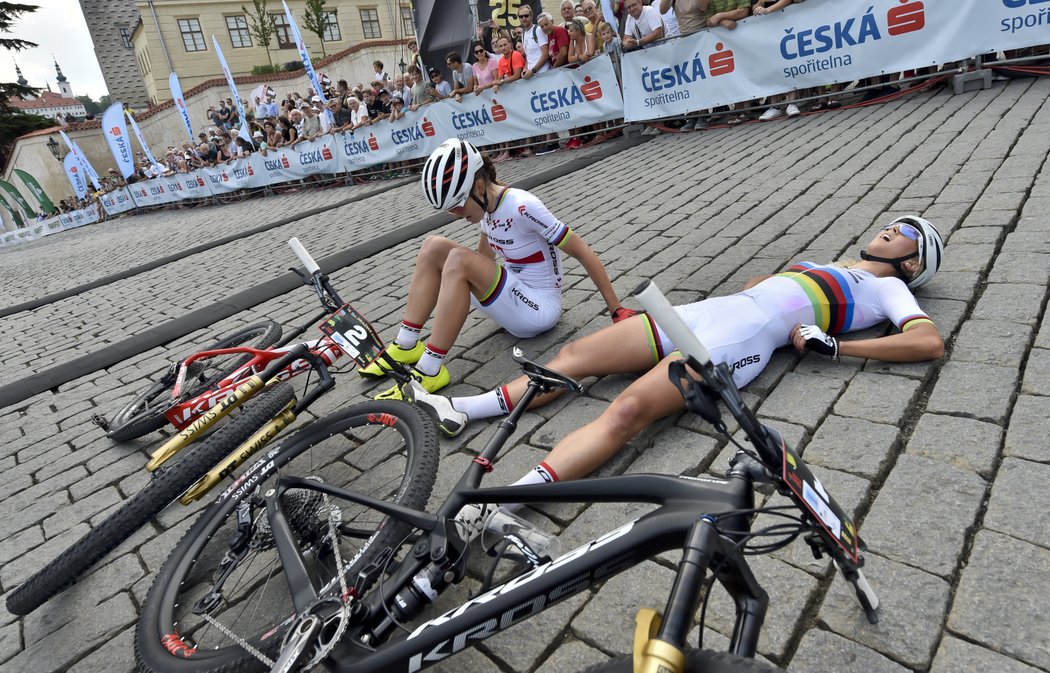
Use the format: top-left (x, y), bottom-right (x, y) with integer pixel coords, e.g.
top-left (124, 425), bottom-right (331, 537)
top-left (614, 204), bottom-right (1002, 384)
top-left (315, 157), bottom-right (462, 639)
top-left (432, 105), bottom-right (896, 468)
top-left (645, 262), bottom-right (934, 388)
top-left (479, 187), bottom-right (572, 292)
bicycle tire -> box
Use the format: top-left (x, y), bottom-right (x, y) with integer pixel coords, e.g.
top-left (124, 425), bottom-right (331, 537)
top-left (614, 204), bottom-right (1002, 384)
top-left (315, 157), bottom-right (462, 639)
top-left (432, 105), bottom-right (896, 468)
top-left (105, 320), bottom-right (283, 442)
top-left (135, 400), bottom-right (439, 673)
top-left (579, 649), bottom-right (786, 673)
top-left (5, 382), bottom-right (296, 617)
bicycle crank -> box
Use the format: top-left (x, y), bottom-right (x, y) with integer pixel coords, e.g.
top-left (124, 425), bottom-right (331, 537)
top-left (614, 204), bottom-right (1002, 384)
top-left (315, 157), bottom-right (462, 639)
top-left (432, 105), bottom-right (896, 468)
top-left (272, 597), bottom-right (348, 673)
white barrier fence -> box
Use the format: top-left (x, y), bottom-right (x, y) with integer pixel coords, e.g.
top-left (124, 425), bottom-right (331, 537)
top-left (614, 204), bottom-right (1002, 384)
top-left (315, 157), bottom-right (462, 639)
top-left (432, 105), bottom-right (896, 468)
top-left (0, 206), bottom-right (100, 247)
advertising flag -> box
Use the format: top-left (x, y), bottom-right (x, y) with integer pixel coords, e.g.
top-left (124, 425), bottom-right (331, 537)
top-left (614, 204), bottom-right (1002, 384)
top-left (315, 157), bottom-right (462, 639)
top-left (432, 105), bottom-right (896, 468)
top-left (125, 110), bottom-right (163, 171)
top-left (14, 169), bottom-right (56, 213)
top-left (0, 179), bottom-right (37, 218)
top-left (0, 192), bottom-right (26, 229)
top-left (64, 152), bottom-right (88, 198)
top-left (282, 1), bottom-right (326, 105)
top-left (211, 36), bottom-right (253, 143)
top-left (102, 102), bottom-right (136, 178)
top-left (59, 130), bottom-right (103, 190)
top-left (169, 72), bottom-right (196, 143)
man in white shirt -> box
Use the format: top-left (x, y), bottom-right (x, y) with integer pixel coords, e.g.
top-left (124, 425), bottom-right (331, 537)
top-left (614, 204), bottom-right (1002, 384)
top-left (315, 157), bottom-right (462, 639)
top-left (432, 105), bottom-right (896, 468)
top-left (623, 0), bottom-right (665, 49)
top-left (518, 4), bottom-right (549, 79)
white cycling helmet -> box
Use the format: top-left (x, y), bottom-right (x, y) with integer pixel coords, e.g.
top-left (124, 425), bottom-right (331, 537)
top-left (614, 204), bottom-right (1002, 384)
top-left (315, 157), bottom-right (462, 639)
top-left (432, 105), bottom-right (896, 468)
top-left (421, 139), bottom-right (484, 210)
top-left (861, 215), bottom-right (944, 289)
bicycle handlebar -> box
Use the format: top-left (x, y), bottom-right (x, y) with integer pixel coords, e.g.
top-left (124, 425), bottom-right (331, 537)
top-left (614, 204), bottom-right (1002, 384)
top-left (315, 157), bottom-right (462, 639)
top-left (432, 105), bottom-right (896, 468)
top-left (632, 280), bottom-right (712, 366)
top-left (288, 237), bottom-right (321, 276)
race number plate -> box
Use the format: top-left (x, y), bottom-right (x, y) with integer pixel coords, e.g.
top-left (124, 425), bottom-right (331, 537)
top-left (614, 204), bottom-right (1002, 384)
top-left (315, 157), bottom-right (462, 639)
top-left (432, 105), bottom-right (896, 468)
top-left (782, 443), bottom-right (861, 563)
top-left (318, 304), bottom-right (385, 369)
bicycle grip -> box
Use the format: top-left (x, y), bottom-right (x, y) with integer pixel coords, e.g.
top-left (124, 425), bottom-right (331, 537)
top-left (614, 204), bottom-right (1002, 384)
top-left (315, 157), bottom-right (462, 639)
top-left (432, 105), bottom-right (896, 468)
top-left (835, 561), bottom-right (880, 624)
top-left (288, 237), bottom-right (321, 275)
top-left (632, 280), bottom-right (711, 367)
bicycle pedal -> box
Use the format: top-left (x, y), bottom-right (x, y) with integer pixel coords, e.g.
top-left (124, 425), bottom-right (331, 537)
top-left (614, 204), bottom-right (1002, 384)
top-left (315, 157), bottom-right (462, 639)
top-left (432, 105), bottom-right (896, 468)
top-left (90, 413), bottom-right (110, 431)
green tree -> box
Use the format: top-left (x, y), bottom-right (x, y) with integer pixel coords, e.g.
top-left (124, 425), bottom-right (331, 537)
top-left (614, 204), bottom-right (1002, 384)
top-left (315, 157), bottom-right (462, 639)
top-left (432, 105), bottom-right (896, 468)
top-left (242, 0), bottom-right (274, 67)
top-left (99, 94), bottom-right (111, 109)
top-left (0, 3), bottom-right (40, 113)
top-left (300, 0), bottom-right (328, 57)
top-left (76, 95), bottom-right (102, 116)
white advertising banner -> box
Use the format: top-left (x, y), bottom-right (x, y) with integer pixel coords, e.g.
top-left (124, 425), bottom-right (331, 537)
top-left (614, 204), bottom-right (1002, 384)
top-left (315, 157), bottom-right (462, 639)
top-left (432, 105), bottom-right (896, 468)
top-left (102, 103), bottom-right (136, 179)
top-left (212, 36), bottom-right (253, 143)
top-left (40, 216), bottom-right (65, 237)
top-left (100, 187), bottom-right (137, 215)
top-left (126, 111), bottom-right (163, 172)
top-left (201, 157), bottom-right (264, 193)
top-left (62, 206), bottom-right (101, 230)
top-left (63, 153), bottom-right (88, 199)
top-left (620, 0), bottom-right (1048, 121)
top-left (128, 179), bottom-right (178, 208)
top-left (169, 72), bottom-right (196, 143)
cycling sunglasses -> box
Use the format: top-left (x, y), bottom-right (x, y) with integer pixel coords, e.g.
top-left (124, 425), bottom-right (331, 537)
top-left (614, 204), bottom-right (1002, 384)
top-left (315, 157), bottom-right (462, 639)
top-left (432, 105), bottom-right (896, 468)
top-left (881, 222), bottom-right (921, 241)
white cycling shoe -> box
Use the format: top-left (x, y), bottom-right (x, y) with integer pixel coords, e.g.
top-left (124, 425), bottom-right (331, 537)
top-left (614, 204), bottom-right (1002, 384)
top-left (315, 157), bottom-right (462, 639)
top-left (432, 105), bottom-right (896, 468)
top-left (402, 379), bottom-right (468, 437)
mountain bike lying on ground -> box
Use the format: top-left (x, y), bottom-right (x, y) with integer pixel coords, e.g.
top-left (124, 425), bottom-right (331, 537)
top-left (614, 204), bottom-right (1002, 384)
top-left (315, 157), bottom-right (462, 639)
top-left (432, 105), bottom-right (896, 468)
top-left (6, 239), bottom-right (431, 616)
top-left (133, 279), bottom-right (879, 673)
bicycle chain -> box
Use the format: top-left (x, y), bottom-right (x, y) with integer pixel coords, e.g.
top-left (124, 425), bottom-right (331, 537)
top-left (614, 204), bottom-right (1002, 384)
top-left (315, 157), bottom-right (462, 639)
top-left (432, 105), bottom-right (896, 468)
top-left (200, 613), bottom-right (276, 668)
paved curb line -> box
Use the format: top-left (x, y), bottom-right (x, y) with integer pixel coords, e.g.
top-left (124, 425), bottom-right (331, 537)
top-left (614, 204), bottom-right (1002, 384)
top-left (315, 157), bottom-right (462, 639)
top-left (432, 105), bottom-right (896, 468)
top-left (0, 181), bottom-right (414, 320)
top-left (0, 136), bottom-right (644, 410)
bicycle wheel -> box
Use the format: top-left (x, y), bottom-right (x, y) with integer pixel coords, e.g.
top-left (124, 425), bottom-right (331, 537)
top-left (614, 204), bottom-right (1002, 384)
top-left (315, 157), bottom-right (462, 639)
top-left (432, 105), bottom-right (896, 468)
top-left (106, 320), bottom-right (283, 442)
top-left (5, 382), bottom-right (296, 617)
top-left (135, 400), bottom-right (438, 673)
top-left (579, 650), bottom-right (786, 673)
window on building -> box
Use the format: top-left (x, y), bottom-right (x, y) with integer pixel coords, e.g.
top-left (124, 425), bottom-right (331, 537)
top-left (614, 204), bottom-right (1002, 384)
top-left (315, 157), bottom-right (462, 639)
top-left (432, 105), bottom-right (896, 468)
top-left (271, 13), bottom-right (294, 48)
top-left (322, 10), bottom-right (341, 41)
top-left (360, 8), bottom-right (381, 39)
top-left (178, 18), bottom-right (207, 52)
top-left (226, 15), bottom-right (253, 48)
top-left (119, 27), bottom-right (132, 49)
top-left (401, 4), bottom-right (415, 38)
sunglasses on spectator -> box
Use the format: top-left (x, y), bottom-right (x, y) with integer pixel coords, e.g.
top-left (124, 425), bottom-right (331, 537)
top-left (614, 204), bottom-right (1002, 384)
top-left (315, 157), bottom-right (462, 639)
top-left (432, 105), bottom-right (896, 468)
top-left (881, 223), bottom-right (921, 240)
top-left (474, 48), bottom-right (485, 53)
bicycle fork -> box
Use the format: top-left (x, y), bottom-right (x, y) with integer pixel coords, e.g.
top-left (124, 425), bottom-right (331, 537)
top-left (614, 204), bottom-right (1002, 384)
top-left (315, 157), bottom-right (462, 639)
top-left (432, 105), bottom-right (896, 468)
top-left (632, 517), bottom-right (769, 673)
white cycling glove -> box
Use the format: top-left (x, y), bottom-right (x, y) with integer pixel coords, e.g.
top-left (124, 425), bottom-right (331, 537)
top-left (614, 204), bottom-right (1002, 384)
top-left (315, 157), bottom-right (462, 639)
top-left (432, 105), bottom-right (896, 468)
top-left (799, 324), bottom-right (839, 358)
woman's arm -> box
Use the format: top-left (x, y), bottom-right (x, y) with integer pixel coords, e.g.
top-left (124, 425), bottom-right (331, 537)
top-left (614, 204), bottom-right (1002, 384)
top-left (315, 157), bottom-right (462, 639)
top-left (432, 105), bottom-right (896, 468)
top-left (585, 31), bottom-right (597, 59)
top-left (791, 322), bottom-right (944, 362)
top-left (560, 232), bottom-right (624, 314)
top-left (741, 274), bottom-right (773, 290)
top-left (478, 233), bottom-right (496, 259)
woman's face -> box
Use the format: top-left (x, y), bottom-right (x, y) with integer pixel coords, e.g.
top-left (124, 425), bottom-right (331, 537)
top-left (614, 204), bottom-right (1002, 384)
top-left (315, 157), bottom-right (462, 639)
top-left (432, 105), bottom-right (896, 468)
top-left (447, 178), bottom-right (486, 223)
top-left (866, 222), bottom-right (921, 263)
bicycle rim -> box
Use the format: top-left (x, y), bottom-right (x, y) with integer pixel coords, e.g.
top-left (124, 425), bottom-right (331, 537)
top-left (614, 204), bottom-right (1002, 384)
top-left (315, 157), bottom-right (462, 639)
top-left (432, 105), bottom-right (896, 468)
top-left (136, 401), bottom-right (438, 673)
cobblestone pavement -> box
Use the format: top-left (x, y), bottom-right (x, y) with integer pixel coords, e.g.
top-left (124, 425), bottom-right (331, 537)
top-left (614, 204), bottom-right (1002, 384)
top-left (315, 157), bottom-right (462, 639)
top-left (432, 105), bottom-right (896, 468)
top-left (1, 78), bottom-right (1049, 673)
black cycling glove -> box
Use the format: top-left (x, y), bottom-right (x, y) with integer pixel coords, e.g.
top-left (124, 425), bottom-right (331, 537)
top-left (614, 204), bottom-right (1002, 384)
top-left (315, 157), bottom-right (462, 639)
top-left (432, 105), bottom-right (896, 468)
top-left (799, 324), bottom-right (839, 358)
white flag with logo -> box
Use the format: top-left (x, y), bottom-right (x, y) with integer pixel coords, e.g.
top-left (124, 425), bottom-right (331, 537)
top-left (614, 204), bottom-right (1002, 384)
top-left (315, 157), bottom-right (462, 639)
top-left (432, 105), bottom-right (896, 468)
top-left (212, 36), bottom-right (253, 143)
top-left (101, 103), bottom-right (136, 179)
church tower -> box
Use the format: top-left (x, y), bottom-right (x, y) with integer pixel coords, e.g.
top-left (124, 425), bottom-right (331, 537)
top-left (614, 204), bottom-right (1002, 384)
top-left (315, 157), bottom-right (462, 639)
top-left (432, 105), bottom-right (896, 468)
top-left (54, 58), bottom-right (73, 98)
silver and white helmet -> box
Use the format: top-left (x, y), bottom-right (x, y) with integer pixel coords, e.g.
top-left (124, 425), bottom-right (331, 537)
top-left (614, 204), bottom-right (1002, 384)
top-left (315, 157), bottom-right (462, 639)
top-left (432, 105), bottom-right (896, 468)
top-left (421, 139), bottom-right (484, 210)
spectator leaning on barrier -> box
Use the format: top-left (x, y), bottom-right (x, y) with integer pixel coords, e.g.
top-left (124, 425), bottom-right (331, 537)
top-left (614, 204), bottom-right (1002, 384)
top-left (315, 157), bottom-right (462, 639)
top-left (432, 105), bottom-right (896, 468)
top-left (660, 0), bottom-right (681, 37)
top-left (623, 0), bottom-right (664, 49)
top-left (347, 96), bottom-right (371, 129)
top-left (471, 41), bottom-right (500, 91)
top-left (567, 17), bottom-right (597, 63)
top-left (428, 67), bottom-right (453, 100)
top-left (389, 94), bottom-right (406, 122)
top-left (408, 65), bottom-right (429, 110)
top-left (447, 52), bottom-right (476, 102)
top-left (538, 13), bottom-right (571, 68)
top-left (706, 0), bottom-right (750, 29)
top-left (519, 4), bottom-right (550, 79)
top-left (660, 0), bottom-right (706, 35)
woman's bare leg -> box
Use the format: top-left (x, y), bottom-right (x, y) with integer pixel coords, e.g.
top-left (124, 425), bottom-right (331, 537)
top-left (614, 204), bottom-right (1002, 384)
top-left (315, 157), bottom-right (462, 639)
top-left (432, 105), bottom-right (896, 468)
top-left (542, 355), bottom-right (686, 480)
top-left (427, 247), bottom-right (502, 351)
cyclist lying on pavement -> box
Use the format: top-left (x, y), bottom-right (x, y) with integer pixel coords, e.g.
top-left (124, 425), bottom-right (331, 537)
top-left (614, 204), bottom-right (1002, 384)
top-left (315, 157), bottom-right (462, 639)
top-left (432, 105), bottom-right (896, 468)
top-left (363, 138), bottom-right (634, 400)
top-left (404, 216), bottom-right (946, 506)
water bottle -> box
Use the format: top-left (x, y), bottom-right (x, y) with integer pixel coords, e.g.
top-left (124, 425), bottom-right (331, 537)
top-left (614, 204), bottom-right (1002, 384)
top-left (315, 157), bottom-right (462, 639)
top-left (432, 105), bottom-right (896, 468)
top-left (482, 509), bottom-right (561, 564)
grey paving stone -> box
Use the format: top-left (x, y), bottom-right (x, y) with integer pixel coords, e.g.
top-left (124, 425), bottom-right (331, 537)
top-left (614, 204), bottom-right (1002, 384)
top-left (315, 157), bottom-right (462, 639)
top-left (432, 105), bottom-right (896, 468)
top-left (905, 413), bottom-right (1001, 479)
top-left (983, 458), bottom-right (1050, 551)
top-left (950, 319), bottom-right (1034, 369)
top-left (986, 252), bottom-right (1050, 286)
top-left (1004, 394), bottom-right (1050, 464)
top-left (625, 426), bottom-right (720, 477)
top-left (820, 553), bottom-right (950, 669)
top-left (0, 622), bottom-right (18, 666)
top-left (1021, 347), bottom-right (1050, 396)
top-left (0, 491), bottom-right (69, 541)
top-left (532, 639), bottom-right (608, 673)
top-left (926, 361), bottom-right (1018, 424)
top-left (0, 592), bottom-right (136, 673)
top-left (831, 373), bottom-right (921, 427)
top-left (970, 283), bottom-right (1046, 326)
top-left (484, 593), bottom-right (589, 671)
top-left (929, 635), bottom-right (1045, 673)
top-left (948, 530), bottom-right (1050, 671)
top-left (758, 373), bottom-right (846, 432)
top-left (571, 561), bottom-right (673, 656)
top-left (788, 629), bottom-right (911, 673)
top-left (861, 455), bottom-right (986, 577)
top-left (41, 487), bottom-right (123, 539)
top-left (801, 415), bottom-right (900, 480)
top-left (704, 554), bottom-right (819, 660)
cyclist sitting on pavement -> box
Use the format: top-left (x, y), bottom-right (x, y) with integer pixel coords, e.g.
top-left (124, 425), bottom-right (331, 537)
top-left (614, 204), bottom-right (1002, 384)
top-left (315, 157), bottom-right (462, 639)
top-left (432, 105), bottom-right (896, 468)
top-left (362, 138), bottom-right (634, 400)
top-left (405, 216), bottom-right (946, 499)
